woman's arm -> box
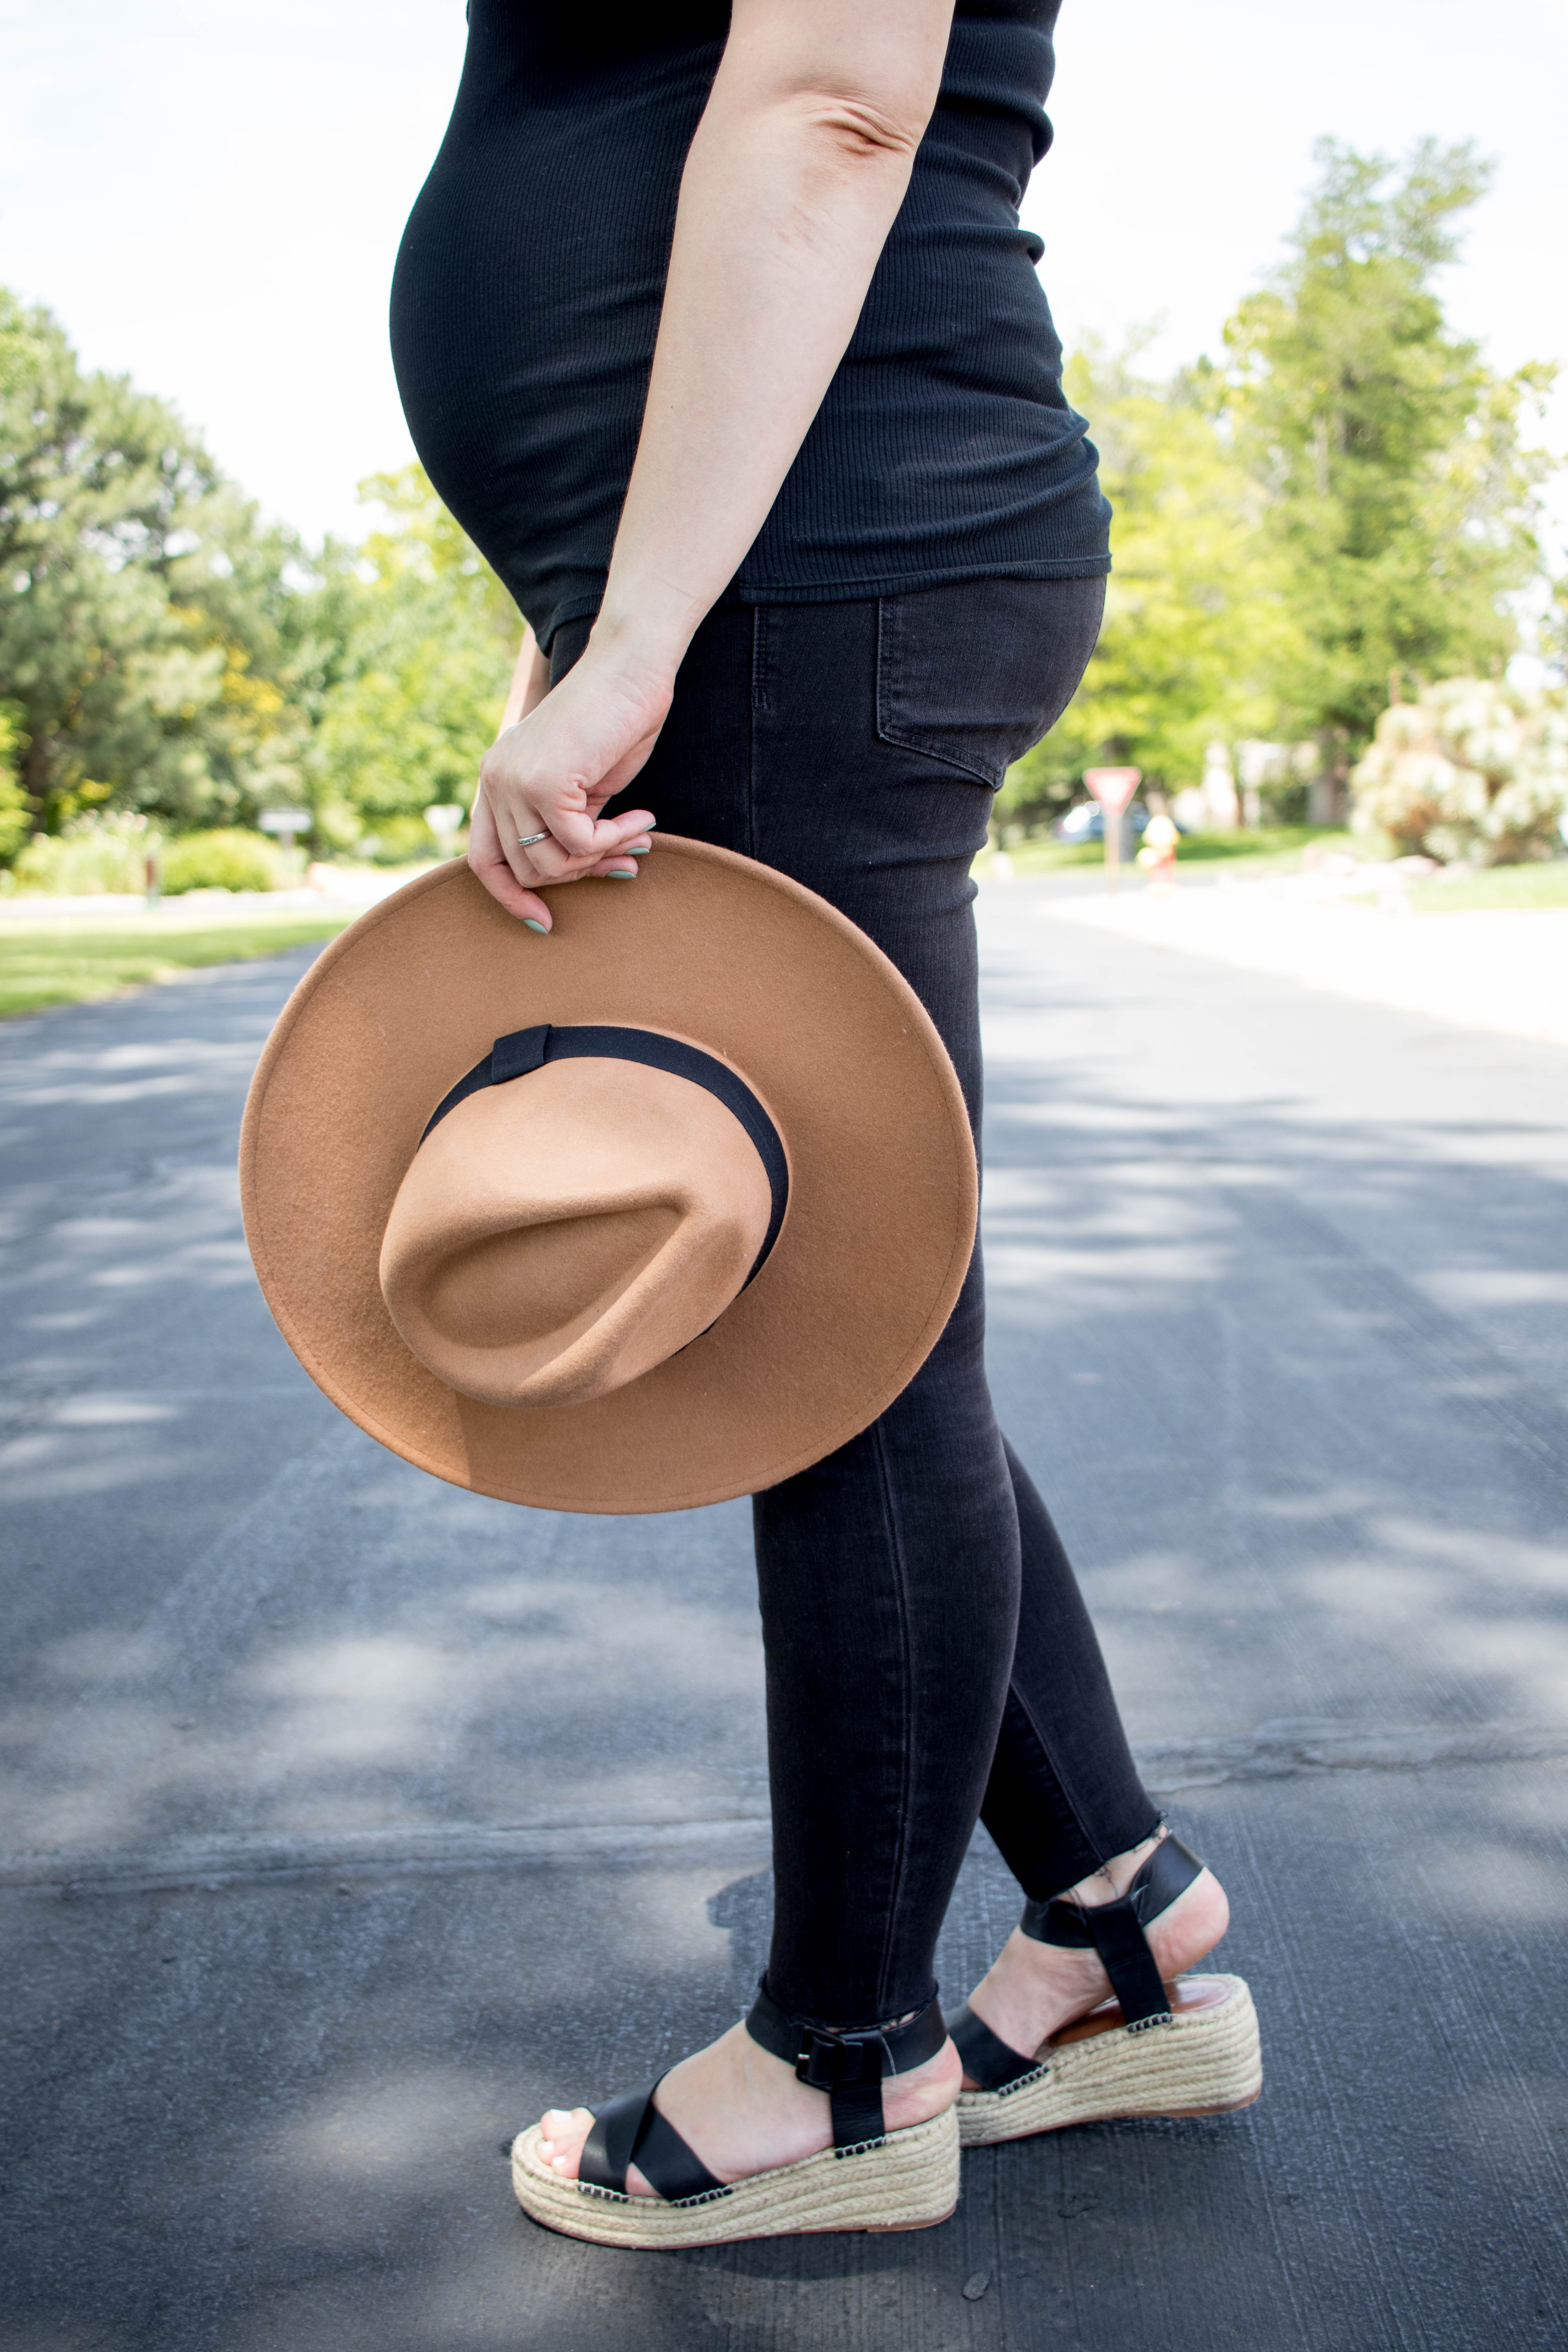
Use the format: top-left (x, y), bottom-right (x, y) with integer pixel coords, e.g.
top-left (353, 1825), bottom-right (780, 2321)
top-left (470, 0), bottom-right (956, 927)
top-left (496, 624), bottom-right (551, 739)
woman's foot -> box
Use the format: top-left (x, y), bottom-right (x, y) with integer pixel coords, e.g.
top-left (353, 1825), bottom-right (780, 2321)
top-left (959, 1831), bottom-right (1230, 2088)
top-left (537, 2017), bottom-right (961, 2194)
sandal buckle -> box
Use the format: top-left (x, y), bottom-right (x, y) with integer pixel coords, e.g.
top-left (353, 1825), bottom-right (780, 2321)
top-left (794, 2029), bottom-right (880, 2093)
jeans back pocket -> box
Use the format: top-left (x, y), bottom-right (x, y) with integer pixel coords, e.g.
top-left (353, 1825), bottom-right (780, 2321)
top-left (875, 576), bottom-right (1106, 789)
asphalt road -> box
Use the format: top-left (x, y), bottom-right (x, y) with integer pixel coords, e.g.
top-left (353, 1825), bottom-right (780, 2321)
top-left (2, 877), bottom-right (1566, 2352)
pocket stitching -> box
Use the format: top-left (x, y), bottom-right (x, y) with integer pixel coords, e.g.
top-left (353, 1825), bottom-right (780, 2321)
top-left (874, 597), bottom-right (1047, 790)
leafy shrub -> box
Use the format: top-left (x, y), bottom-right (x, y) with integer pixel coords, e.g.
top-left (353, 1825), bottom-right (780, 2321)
top-left (11, 811), bottom-right (158, 894)
top-left (0, 702), bottom-right (28, 862)
top-left (1351, 679), bottom-right (1568, 864)
top-left (353, 812), bottom-right (449, 866)
top-left (0, 779), bottom-right (26, 865)
top-left (160, 829), bottom-right (282, 895)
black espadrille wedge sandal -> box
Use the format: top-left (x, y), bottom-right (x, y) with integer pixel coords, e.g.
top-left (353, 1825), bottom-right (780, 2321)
top-left (946, 1834), bottom-right (1262, 2148)
top-left (510, 1980), bottom-right (960, 2247)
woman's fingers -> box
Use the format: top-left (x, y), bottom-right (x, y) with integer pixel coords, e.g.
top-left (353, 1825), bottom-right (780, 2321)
top-left (583, 808), bottom-right (657, 857)
top-left (497, 817), bottom-right (655, 907)
top-left (505, 806), bottom-right (655, 884)
top-left (466, 791), bottom-right (551, 924)
top-left (513, 828), bottom-right (655, 902)
top-left (468, 789), bottom-right (657, 930)
top-left (470, 642), bottom-right (672, 924)
top-left (467, 835), bottom-right (554, 929)
top-left (511, 795), bottom-right (599, 866)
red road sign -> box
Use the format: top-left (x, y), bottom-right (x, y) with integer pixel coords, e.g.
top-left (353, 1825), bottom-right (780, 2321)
top-left (1083, 766), bottom-right (1142, 817)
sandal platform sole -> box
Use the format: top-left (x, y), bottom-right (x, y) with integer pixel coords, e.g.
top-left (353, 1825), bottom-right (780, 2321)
top-left (958, 1973), bottom-right (1261, 2149)
top-left (511, 2105), bottom-right (959, 2249)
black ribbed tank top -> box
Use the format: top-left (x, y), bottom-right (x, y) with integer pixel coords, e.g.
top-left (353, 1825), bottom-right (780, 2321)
top-left (391, 0), bottom-right (1109, 650)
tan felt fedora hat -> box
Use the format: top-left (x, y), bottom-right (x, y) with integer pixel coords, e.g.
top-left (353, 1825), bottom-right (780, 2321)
top-left (240, 837), bottom-right (977, 1514)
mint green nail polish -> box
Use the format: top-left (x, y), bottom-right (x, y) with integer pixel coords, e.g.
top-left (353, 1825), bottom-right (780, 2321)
top-left (627, 845), bottom-right (651, 855)
top-left (607, 867), bottom-right (637, 880)
top-left (524, 918), bottom-right (548, 934)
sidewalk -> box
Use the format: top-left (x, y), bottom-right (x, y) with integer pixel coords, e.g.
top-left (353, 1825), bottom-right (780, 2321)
top-left (1044, 869), bottom-right (1568, 1045)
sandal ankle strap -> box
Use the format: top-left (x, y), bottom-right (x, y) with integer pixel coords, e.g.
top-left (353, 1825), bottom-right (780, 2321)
top-left (1020, 1833), bottom-right (1206, 2031)
top-left (745, 1978), bottom-right (947, 2151)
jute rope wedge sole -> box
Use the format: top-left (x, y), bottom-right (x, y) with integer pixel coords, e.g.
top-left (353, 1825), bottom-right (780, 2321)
top-left (956, 1973), bottom-right (1261, 2148)
top-left (511, 2107), bottom-right (959, 2249)
top-left (510, 1980), bottom-right (960, 2250)
top-left (947, 1832), bottom-right (1262, 2149)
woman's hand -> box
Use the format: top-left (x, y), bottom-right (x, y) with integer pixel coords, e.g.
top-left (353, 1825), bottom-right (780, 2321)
top-left (469, 638), bottom-right (664, 931)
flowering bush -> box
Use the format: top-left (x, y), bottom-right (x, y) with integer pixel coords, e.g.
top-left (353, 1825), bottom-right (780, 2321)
top-left (1350, 679), bottom-right (1568, 864)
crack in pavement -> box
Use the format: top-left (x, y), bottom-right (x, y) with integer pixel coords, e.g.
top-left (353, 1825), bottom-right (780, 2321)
top-left (5, 1720), bottom-right (1562, 1894)
top-left (1136, 1716), bottom-right (1568, 1789)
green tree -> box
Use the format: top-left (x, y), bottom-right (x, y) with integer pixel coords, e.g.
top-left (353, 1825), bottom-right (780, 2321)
top-left (998, 342), bottom-right (1295, 822)
top-left (1223, 139), bottom-right (1555, 764)
top-left (0, 290), bottom-right (308, 836)
top-left (307, 466), bottom-right (516, 852)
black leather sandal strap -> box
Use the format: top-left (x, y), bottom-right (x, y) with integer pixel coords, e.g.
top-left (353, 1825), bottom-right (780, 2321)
top-left (1129, 1831), bottom-right (1205, 1926)
top-left (944, 2002), bottom-right (1044, 2091)
top-left (629, 2096), bottom-right (728, 2203)
top-left (1017, 1834), bottom-right (1205, 2032)
top-left (1020, 1833), bottom-right (1204, 1946)
top-left (1071, 1893), bottom-right (1172, 2029)
top-left (579, 2083), bottom-right (652, 2194)
top-left (577, 2078), bottom-right (727, 2203)
top-left (745, 1978), bottom-right (947, 2151)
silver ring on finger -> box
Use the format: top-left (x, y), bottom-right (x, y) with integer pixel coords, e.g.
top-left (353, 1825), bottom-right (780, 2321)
top-left (516, 831), bottom-right (550, 849)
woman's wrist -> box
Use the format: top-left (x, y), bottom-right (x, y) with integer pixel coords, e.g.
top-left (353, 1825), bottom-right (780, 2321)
top-left (589, 576), bottom-right (708, 692)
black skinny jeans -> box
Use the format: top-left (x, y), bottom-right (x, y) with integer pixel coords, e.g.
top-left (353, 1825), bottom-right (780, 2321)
top-left (553, 577), bottom-right (1158, 2030)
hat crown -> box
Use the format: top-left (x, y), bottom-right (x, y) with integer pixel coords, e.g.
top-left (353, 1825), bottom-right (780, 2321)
top-left (378, 1053), bottom-right (775, 1410)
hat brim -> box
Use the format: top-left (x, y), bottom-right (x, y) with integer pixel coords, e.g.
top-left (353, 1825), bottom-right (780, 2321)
top-left (240, 839), bottom-right (976, 1513)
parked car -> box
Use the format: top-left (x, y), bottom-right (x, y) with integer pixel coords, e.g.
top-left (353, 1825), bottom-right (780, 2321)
top-left (1052, 800), bottom-right (1152, 842)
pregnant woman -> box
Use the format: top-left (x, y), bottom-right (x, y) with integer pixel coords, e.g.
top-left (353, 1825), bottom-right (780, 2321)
top-left (391, 0), bottom-right (1256, 2249)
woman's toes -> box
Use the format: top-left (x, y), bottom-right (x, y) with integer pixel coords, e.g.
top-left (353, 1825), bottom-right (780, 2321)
top-left (536, 2105), bottom-right (593, 2180)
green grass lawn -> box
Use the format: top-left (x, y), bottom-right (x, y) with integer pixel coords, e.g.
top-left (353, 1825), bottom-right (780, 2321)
top-left (6, 842), bottom-right (1560, 1022)
top-left (978, 825), bottom-right (1354, 878)
top-left (1407, 862), bottom-right (1568, 915)
top-left (0, 913), bottom-right (355, 1020)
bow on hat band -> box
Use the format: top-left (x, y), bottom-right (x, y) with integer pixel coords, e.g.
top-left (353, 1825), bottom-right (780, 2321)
top-left (421, 1024), bottom-right (789, 1290)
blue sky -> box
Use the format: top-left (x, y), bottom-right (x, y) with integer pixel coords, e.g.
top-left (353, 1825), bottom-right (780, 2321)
top-left (4, 0), bottom-right (1564, 554)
